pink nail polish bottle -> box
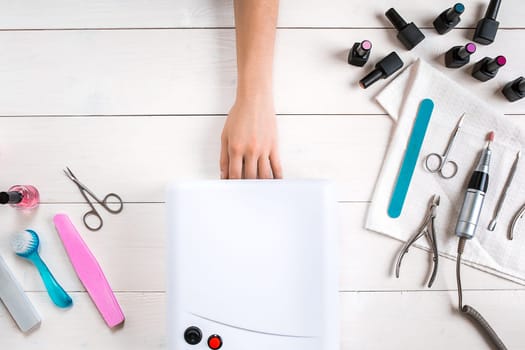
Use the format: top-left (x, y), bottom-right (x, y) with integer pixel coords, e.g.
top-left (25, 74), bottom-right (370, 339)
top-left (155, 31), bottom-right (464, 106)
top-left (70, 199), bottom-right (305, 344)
top-left (0, 185), bottom-right (40, 209)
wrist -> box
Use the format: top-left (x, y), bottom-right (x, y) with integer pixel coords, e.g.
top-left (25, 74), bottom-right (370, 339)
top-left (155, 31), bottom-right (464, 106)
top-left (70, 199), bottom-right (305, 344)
top-left (235, 83), bottom-right (274, 105)
top-left (236, 66), bottom-right (273, 94)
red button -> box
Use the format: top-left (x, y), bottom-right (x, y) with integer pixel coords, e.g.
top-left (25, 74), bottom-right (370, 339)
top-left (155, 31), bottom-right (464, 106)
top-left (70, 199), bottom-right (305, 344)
top-left (208, 335), bottom-right (222, 349)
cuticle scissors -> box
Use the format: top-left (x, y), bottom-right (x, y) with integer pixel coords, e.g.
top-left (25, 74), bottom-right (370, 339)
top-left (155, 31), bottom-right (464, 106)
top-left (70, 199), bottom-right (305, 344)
top-left (63, 167), bottom-right (124, 231)
top-left (424, 113), bottom-right (465, 179)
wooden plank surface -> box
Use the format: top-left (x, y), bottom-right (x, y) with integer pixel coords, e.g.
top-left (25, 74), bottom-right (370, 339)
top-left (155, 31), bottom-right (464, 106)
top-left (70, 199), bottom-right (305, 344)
top-left (0, 115), bottom-right (390, 203)
top-left (0, 115), bottom-right (524, 204)
top-left (340, 290), bottom-right (525, 350)
top-left (0, 202), bottom-right (521, 294)
top-left (0, 0), bottom-right (524, 29)
top-left (1, 0), bottom-right (524, 348)
top-left (0, 292), bottom-right (166, 349)
top-left (0, 29), bottom-right (524, 116)
top-left (0, 291), bottom-right (523, 349)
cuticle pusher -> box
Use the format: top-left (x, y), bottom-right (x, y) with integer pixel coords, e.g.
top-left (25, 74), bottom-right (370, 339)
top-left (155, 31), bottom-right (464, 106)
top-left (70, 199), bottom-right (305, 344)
top-left (488, 150), bottom-right (521, 232)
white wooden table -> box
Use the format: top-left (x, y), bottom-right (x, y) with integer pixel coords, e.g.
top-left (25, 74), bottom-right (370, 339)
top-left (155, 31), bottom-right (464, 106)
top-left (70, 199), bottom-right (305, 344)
top-left (0, 1), bottom-right (523, 349)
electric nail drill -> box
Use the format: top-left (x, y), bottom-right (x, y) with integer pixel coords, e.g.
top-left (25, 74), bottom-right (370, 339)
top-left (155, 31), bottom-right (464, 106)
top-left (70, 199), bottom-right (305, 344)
top-left (348, 40), bottom-right (372, 67)
top-left (385, 8), bottom-right (425, 50)
top-left (455, 133), bottom-right (493, 240)
top-left (445, 43), bottom-right (476, 68)
top-left (433, 3), bottom-right (465, 34)
top-left (502, 77), bottom-right (525, 102)
top-left (454, 132), bottom-right (508, 350)
top-left (359, 52), bottom-right (404, 89)
top-left (473, 0), bottom-right (501, 45)
top-left (472, 55), bottom-right (506, 82)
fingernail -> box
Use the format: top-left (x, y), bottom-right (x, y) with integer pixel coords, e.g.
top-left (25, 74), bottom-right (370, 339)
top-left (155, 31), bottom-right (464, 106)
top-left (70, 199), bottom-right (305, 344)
top-left (220, 171), bottom-right (225, 179)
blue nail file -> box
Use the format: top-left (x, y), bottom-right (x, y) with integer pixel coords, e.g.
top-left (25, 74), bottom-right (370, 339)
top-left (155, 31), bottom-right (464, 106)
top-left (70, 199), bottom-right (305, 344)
top-left (388, 99), bottom-right (434, 218)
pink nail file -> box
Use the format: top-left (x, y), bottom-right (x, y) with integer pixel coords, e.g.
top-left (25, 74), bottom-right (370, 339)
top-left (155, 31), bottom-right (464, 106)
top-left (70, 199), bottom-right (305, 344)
top-left (53, 214), bottom-right (125, 328)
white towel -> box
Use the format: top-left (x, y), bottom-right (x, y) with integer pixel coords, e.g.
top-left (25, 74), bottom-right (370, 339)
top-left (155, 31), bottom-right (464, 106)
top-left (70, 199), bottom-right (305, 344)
top-left (366, 59), bottom-right (525, 285)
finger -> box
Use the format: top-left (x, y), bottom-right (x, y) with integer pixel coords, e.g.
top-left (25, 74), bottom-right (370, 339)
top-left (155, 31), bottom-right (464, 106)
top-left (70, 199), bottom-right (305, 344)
top-left (244, 156), bottom-right (258, 179)
top-left (228, 152), bottom-right (243, 179)
top-left (258, 156), bottom-right (273, 179)
top-left (269, 150), bottom-right (283, 179)
top-left (220, 139), bottom-right (229, 179)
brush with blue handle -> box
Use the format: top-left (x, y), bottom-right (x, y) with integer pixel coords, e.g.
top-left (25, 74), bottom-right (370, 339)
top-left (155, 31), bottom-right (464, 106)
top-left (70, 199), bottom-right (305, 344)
top-left (11, 229), bottom-right (73, 308)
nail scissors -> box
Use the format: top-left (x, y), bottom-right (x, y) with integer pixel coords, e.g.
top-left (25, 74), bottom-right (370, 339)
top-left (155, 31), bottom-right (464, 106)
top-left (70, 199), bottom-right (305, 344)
top-left (63, 167), bottom-right (124, 231)
top-left (424, 114), bottom-right (465, 179)
top-left (395, 195), bottom-right (440, 288)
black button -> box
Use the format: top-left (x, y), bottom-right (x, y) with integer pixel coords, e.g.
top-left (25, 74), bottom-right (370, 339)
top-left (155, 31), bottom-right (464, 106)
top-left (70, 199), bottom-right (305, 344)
top-left (184, 326), bottom-right (202, 345)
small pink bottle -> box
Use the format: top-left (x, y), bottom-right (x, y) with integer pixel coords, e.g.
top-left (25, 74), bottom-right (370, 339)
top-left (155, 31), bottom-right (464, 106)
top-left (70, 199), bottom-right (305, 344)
top-left (0, 185), bottom-right (40, 209)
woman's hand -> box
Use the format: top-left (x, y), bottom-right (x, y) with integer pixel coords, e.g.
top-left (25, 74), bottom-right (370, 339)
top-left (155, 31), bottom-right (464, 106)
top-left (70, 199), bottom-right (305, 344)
top-left (222, 0), bottom-right (281, 179)
top-left (220, 95), bottom-right (282, 179)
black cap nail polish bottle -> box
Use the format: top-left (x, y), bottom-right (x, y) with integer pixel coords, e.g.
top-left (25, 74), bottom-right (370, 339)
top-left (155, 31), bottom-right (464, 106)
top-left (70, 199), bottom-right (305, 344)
top-left (445, 43), bottom-right (476, 68)
top-left (472, 56), bottom-right (506, 82)
top-left (385, 8), bottom-right (425, 50)
top-left (473, 0), bottom-right (501, 45)
top-left (348, 40), bottom-right (372, 67)
top-left (502, 77), bottom-right (525, 102)
top-left (359, 52), bottom-right (404, 89)
top-left (433, 3), bottom-right (465, 34)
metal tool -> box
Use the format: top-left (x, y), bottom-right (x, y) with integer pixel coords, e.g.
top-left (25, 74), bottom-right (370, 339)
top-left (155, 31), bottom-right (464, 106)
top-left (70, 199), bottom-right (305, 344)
top-left (395, 194), bottom-right (440, 288)
top-left (488, 150), bottom-right (521, 232)
top-left (63, 167), bottom-right (124, 231)
top-left (424, 113), bottom-right (464, 179)
top-left (510, 204), bottom-right (525, 240)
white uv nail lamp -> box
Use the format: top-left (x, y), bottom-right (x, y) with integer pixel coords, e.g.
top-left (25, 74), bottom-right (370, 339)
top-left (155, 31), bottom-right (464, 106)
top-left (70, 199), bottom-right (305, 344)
top-left (166, 180), bottom-right (339, 350)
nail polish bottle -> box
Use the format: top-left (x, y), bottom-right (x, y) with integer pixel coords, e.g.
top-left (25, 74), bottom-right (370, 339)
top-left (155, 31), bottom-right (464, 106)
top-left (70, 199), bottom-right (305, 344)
top-left (359, 52), bottom-right (404, 89)
top-left (445, 43), bottom-right (476, 68)
top-left (472, 55), bottom-right (506, 82)
top-left (348, 40), bottom-right (372, 67)
top-left (473, 0), bottom-right (501, 45)
top-left (502, 77), bottom-right (525, 102)
top-left (0, 185), bottom-right (40, 209)
top-left (433, 3), bottom-right (465, 34)
top-left (385, 8), bottom-right (425, 50)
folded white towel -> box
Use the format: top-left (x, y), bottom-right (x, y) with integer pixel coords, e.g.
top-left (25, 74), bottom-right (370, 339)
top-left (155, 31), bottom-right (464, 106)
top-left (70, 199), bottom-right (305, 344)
top-left (366, 59), bottom-right (525, 285)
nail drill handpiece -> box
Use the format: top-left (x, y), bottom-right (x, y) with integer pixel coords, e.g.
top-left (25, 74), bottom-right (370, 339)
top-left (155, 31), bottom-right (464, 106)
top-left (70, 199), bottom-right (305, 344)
top-left (455, 132), bottom-right (493, 240)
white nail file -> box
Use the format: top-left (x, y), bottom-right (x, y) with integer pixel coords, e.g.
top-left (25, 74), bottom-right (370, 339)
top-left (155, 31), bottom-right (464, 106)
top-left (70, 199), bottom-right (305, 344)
top-left (0, 254), bottom-right (41, 333)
